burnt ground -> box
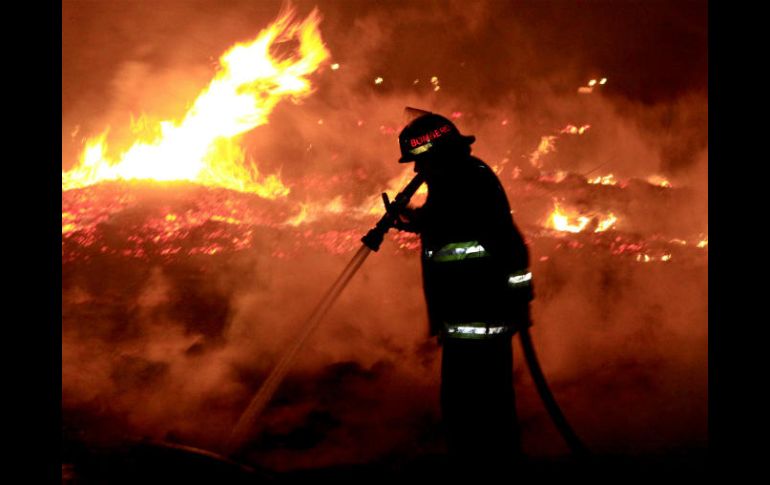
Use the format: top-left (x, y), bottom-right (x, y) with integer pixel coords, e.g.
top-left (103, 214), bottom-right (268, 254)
top-left (61, 181), bottom-right (708, 482)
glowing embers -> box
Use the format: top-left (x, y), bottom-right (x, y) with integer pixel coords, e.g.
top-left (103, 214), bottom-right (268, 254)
top-left (545, 199), bottom-right (618, 234)
top-left (62, 8), bottom-right (330, 196)
top-left (61, 182), bottom-right (281, 262)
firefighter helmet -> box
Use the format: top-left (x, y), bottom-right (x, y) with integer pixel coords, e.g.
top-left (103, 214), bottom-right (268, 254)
top-left (398, 112), bottom-right (475, 163)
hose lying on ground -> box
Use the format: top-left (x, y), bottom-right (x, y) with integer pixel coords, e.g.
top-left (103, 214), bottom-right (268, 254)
top-left (518, 326), bottom-right (591, 457)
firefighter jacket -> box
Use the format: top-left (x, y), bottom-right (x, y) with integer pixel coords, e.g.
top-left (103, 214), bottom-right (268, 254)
top-left (402, 155), bottom-right (533, 338)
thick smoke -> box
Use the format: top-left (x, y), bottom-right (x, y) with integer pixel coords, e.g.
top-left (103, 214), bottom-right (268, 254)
top-left (62, 0), bottom-right (707, 470)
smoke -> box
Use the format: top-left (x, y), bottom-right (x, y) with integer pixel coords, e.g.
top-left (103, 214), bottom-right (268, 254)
top-left (62, 0), bottom-right (707, 470)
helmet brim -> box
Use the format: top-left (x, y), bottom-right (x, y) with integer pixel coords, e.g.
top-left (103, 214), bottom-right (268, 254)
top-left (398, 135), bottom-right (476, 163)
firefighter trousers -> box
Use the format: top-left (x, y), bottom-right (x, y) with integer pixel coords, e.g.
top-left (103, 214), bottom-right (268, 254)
top-left (440, 334), bottom-right (521, 472)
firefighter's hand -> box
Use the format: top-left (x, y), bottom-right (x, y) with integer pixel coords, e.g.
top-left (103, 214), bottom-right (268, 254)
top-left (391, 211), bottom-right (419, 233)
top-left (382, 194), bottom-right (420, 233)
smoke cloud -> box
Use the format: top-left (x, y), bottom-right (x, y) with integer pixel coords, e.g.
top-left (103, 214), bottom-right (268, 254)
top-left (62, 0), bottom-right (707, 470)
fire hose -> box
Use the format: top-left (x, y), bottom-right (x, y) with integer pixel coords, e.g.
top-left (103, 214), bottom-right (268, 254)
top-left (225, 172), bottom-right (589, 459)
top-left (518, 326), bottom-right (590, 456)
top-left (223, 174), bottom-right (424, 455)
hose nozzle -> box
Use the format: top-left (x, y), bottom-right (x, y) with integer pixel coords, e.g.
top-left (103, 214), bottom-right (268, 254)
top-left (361, 173), bottom-right (424, 251)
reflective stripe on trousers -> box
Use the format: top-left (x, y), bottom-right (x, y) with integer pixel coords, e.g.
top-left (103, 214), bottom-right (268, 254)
top-left (443, 322), bottom-right (509, 339)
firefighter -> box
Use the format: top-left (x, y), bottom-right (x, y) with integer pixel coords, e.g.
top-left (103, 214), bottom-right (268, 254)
top-left (389, 111), bottom-right (534, 475)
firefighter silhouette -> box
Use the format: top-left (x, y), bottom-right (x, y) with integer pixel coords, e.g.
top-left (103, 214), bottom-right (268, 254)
top-left (390, 109), bottom-right (533, 472)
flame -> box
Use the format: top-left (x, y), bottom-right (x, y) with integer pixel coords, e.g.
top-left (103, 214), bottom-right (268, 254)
top-left (431, 76), bottom-right (441, 92)
top-left (529, 124), bottom-right (590, 169)
top-left (588, 174), bottom-right (618, 186)
top-left (62, 8), bottom-right (330, 197)
top-left (560, 124), bottom-right (591, 135)
top-left (284, 195), bottom-right (347, 226)
top-left (595, 213), bottom-right (618, 232)
top-left (647, 175), bottom-right (672, 188)
top-left (538, 170), bottom-right (569, 184)
top-left (696, 237), bottom-right (708, 248)
top-left (636, 253), bottom-right (672, 263)
top-left (285, 203), bottom-right (310, 226)
top-left (546, 200), bottom-right (617, 233)
top-left (529, 136), bottom-right (557, 169)
top-left (561, 125), bottom-right (577, 135)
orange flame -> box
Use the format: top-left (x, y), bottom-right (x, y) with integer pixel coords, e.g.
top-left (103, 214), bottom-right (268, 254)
top-left (560, 124), bottom-right (591, 135)
top-left (646, 175), bottom-right (672, 188)
top-left (636, 253), bottom-right (672, 263)
top-left (588, 174), bottom-right (618, 186)
top-left (529, 136), bottom-right (557, 169)
top-left (284, 195), bottom-right (347, 226)
top-left (546, 200), bottom-right (617, 233)
top-left (62, 8), bottom-right (330, 197)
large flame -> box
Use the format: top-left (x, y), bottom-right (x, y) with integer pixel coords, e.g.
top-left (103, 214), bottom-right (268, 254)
top-left (62, 8), bottom-right (331, 197)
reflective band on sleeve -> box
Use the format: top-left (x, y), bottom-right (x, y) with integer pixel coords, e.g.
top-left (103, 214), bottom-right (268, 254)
top-left (410, 142), bottom-right (432, 155)
top-left (508, 271), bottom-right (532, 286)
top-left (428, 241), bottom-right (489, 262)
